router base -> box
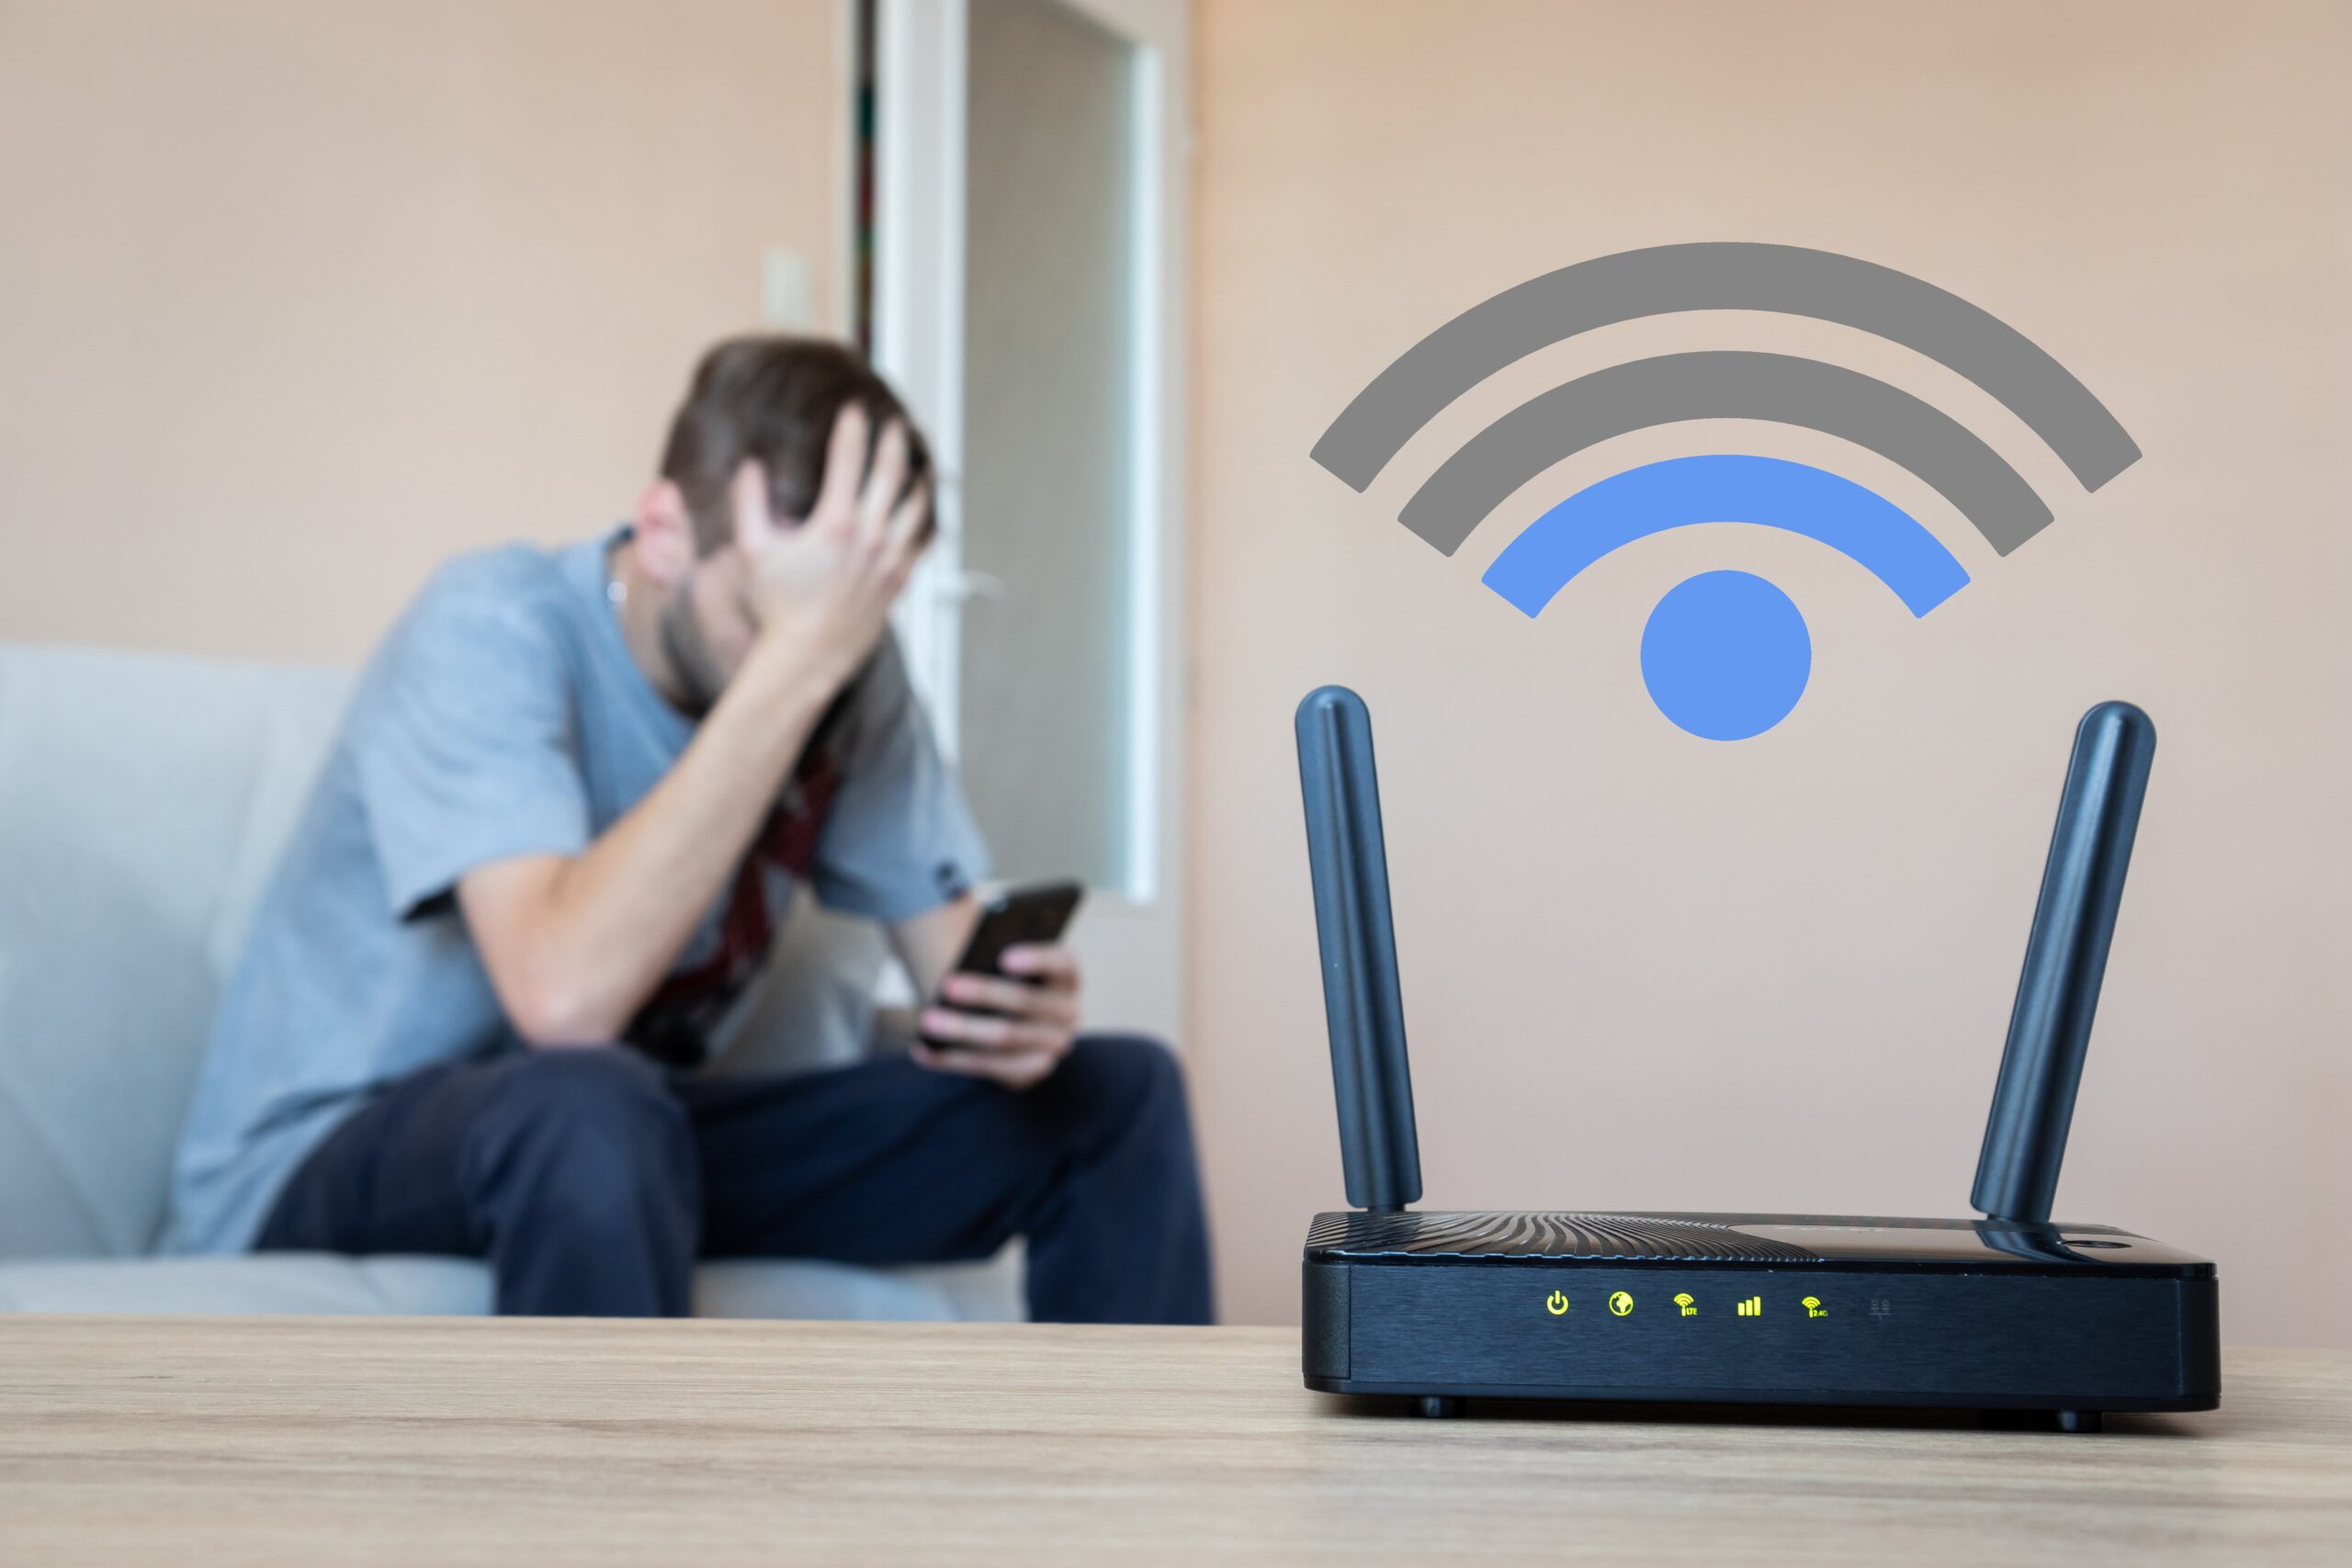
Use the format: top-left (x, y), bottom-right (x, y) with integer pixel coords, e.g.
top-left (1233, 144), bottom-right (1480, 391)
top-left (1303, 1210), bottom-right (2220, 1419)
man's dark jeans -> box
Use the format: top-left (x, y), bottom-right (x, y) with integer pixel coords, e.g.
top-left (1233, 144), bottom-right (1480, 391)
top-left (256, 1034), bottom-right (1214, 1323)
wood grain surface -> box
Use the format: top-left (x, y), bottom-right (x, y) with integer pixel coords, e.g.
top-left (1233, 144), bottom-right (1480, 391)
top-left (1, 1318), bottom-right (2345, 1565)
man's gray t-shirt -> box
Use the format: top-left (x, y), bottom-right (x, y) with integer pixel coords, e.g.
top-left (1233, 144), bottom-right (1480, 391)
top-left (165, 532), bottom-right (989, 1255)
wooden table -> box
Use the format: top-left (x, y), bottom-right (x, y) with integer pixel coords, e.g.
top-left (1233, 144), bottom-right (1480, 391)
top-left (1, 1318), bottom-right (2345, 1565)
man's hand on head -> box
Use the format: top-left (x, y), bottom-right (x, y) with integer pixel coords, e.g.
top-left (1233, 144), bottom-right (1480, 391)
top-left (734, 404), bottom-right (931, 694)
top-left (459, 404), bottom-right (933, 1060)
top-left (914, 942), bottom-right (1082, 1090)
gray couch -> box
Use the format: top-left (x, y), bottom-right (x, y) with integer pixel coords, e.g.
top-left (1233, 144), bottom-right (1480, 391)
top-left (0, 643), bottom-right (1020, 1318)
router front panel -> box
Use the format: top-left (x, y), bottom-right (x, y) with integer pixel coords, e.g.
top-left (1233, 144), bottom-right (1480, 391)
top-left (1307, 1260), bottom-right (2217, 1409)
top-left (1302, 1211), bottom-right (2220, 1413)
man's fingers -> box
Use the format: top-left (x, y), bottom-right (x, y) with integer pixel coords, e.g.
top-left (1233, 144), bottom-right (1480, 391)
top-left (857, 419), bottom-right (910, 547)
top-left (912, 1041), bottom-right (1062, 1089)
top-left (730, 459), bottom-right (775, 554)
top-left (806, 403), bottom-right (871, 531)
top-left (939, 973), bottom-right (1080, 1025)
top-left (919, 1008), bottom-right (1071, 1054)
top-left (883, 478), bottom-right (932, 565)
top-left (1001, 942), bottom-right (1080, 988)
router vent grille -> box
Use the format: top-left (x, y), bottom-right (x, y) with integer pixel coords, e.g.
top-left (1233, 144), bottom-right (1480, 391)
top-left (1307, 1211), bottom-right (1821, 1262)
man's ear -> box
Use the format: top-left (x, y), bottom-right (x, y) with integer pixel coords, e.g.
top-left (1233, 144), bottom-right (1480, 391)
top-left (633, 479), bottom-right (699, 585)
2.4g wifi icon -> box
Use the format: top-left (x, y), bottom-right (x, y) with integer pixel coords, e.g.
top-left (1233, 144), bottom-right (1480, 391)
top-left (1312, 243), bottom-right (2140, 739)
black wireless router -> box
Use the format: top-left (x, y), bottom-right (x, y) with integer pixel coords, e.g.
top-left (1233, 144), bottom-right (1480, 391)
top-left (1295, 686), bottom-right (2217, 1431)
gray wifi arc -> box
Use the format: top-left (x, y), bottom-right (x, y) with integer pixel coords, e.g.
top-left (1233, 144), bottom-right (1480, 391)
top-left (1310, 242), bottom-right (2142, 556)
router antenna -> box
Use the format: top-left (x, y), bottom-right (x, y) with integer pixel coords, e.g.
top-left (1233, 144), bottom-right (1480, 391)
top-left (1973, 701), bottom-right (2156, 1225)
top-left (1295, 686), bottom-right (1423, 1213)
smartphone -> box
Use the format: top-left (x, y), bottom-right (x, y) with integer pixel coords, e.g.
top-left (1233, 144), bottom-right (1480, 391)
top-left (920, 880), bottom-right (1085, 1050)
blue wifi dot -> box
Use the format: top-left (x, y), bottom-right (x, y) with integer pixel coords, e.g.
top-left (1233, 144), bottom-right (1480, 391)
top-left (1639, 570), bottom-right (1812, 740)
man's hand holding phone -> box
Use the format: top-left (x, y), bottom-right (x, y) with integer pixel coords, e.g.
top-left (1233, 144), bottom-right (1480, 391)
top-left (916, 942), bottom-right (1082, 1089)
top-left (915, 881), bottom-right (1086, 1090)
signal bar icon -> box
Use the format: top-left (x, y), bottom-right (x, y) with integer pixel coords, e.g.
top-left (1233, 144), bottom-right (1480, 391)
top-left (1736, 1296), bottom-right (1763, 1317)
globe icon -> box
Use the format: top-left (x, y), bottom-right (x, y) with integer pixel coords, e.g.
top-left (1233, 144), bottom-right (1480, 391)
top-left (1608, 1291), bottom-right (1634, 1316)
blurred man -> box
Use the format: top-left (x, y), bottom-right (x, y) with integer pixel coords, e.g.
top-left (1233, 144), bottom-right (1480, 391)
top-left (166, 337), bottom-right (1213, 1322)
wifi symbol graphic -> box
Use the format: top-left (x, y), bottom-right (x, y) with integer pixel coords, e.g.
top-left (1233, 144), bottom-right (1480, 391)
top-left (1312, 243), bottom-right (2140, 739)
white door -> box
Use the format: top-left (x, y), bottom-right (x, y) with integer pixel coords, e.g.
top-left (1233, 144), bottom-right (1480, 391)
top-left (868, 0), bottom-right (1190, 1044)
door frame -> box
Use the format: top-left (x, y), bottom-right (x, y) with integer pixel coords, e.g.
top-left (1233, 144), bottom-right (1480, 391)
top-left (865, 0), bottom-right (1192, 1041)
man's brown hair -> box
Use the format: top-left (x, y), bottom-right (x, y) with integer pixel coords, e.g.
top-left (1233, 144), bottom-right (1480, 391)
top-left (659, 336), bottom-right (933, 554)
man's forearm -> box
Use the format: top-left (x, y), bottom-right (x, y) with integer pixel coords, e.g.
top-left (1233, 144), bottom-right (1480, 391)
top-left (891, 895), bottom-right (984, 1002)
top-left (459, 638), bottom-right (848, 1046)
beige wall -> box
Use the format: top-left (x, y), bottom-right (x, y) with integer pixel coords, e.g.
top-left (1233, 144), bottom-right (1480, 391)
top-left (4, 0), bottom-right (2345, 1349)
top-left (0, 0), bottom-right (844, 664)
top-left (1187, 0), bottom-right (2350, 1347)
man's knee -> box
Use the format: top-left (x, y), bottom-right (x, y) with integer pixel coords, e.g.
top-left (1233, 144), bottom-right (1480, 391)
top-left (467, 1046), bottom-right (696, 1215)
top-left (1050, 1033), bottom-right (1193, 1143)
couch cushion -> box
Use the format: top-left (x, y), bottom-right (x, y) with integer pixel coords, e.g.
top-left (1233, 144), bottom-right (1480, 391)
top-left (694, 1249), bottom-right (1023, 1321)
top-left (0, 645), bottom-right (348, 1258)
top-left (0, 1253), bottom-right (490, 1314)
top-left (0, 1249), bottom-right (1023, 1320)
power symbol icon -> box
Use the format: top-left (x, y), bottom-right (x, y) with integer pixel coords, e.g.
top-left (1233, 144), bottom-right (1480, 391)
top-left (1544, 1290), bottom-right (1569, 1316)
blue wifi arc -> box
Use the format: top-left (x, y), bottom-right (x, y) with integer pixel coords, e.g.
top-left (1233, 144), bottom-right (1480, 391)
top-left (1311, 243), bottom-right (2140, 739)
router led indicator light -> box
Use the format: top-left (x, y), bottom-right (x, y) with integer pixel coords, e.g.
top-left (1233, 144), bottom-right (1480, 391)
top-left (1544, 1290), bottom-right (1569, 1316)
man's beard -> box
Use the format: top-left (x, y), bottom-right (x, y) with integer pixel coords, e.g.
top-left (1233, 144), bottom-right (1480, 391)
top-left (657, 574), bottom-right (729, 717)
